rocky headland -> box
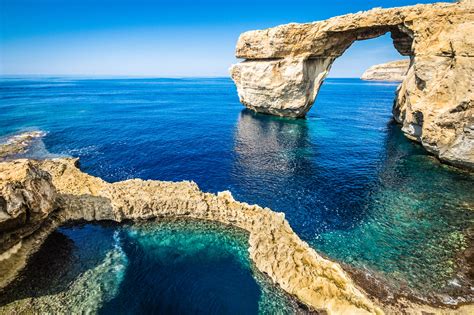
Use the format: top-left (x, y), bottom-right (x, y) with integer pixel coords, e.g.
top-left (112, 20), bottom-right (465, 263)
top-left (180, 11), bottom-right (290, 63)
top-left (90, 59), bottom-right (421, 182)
top-left (361, 60), bottom-right (410, 82)
top-left (230, 0), bottom-right (473, 170)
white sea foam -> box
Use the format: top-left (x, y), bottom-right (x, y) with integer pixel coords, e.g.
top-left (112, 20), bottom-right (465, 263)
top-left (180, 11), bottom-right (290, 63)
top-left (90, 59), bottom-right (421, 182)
top-left (0, 130), bottom-right (66, 160)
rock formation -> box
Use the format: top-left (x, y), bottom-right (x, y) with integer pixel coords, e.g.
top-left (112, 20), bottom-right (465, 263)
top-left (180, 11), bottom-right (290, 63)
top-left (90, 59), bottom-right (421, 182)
top-left (361, 60), bottom-right (409, 81)
top-left (0, 131), bottom-right (46, 161)
top-left (2, 158), bottom-right (474, 314)
top-left (0, 160), bottom-right (56, 256)
top-left (0, 158), bottom-right (382, 314)
top-left (1, 125), bottom-right (474, 314)
top-left (230, 1), bottom-right (474, 169)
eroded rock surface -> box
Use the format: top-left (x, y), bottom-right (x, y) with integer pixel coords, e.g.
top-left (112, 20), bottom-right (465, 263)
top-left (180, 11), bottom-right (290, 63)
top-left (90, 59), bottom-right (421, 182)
top-left (0, 160), bottom-right (56, 256)
top-left (361, 60), bottom-right (410, 81)
top-left (230, 1), bottom-right (474, 169)
top-left (1, 158), bottom-right (474, 314)
top-left (0, 158), bottom-right (381, 314)
top-left (0, 131), bottom-right (46, 161)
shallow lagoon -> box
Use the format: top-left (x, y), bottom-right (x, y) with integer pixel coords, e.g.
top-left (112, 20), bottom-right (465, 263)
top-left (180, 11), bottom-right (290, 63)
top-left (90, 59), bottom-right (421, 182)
top-left (0, 77), bottom-right (473, 308)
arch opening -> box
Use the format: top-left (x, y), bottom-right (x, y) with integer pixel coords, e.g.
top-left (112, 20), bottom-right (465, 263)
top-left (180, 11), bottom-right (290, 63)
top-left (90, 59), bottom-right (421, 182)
top-left (327, 32), bottom-right (411, 79)
top-left (300, 28), bottom-right (413, 118)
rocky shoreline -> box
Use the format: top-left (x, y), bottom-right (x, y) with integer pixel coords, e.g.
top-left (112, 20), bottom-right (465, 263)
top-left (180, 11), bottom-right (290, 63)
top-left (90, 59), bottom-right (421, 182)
top-left (1, 158), bottom-right (381, 314)
top-left (0, 154), bottom-right (472, 314)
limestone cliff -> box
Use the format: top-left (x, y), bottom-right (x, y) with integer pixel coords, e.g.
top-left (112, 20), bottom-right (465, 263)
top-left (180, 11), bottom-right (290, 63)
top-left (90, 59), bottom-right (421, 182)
top-left (0, 160), bottom-right (56, 256)
top-left (361, 60), bottom-right (410, 81)
top-left (230, 1), bottom-right (474, 169)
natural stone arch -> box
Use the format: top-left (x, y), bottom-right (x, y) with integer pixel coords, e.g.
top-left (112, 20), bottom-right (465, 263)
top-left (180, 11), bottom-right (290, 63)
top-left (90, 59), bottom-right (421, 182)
top-left (231, 26), bottom-right (412, 118)
top-left (230, 1), bottom-right (473, 169)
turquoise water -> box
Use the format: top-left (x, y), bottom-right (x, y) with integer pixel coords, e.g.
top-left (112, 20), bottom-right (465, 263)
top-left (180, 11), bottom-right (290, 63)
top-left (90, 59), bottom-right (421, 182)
top-left (0, 77), bottom-right (473, 308)
top-left (0, 221), bottom-right (305, 313)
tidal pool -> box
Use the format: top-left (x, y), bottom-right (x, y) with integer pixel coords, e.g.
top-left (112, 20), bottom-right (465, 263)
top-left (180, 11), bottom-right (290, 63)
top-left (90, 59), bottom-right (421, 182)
top-left (0, 220), bottom-right (307, 314)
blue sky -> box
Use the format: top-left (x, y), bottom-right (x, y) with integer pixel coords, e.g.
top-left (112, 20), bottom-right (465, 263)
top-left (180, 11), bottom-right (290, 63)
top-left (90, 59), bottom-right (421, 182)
top-left (0, 0), bottom-right (444, 77)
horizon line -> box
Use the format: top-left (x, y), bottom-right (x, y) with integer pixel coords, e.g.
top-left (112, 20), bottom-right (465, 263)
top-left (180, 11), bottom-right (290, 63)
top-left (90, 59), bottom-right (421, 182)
top-left (0, 74), bottom-right (364, 79)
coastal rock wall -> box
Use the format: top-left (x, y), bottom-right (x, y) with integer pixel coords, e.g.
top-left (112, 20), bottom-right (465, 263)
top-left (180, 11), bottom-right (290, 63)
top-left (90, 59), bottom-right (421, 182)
top-left (231, 58), bottom-right (334, 117)
top-left (0, 160), bottom-right (60, 290)
top-left (230, 1), bottom-right (474, 169)
top-left (0, 158), bottom-right (382, 314)
top-left (361, 60), bottom-right (410, 81)
top-left (0, 160), bottom-right (56, 255)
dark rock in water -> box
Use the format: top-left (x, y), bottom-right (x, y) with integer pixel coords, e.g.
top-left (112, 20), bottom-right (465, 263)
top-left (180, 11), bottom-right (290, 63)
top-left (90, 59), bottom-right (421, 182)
top-left (0, 131), bottom-right (46, 161)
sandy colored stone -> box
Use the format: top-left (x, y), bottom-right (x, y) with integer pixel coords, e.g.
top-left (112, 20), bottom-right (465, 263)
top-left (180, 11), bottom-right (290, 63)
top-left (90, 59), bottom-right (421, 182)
top-left (1, 158), bottom-right (473, 314)
top-left (0, 160), bottom-right (57, 253)
top-left (1, 158), bottom-right (381, 314)
top-left (230, 1), bottom-right (474, 169)
top-left (361, 60), bottom-right (410, 81)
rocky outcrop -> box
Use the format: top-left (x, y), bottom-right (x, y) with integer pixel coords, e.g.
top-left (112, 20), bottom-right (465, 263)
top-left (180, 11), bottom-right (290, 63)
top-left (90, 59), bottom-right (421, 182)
top-left (230, 1), bottom-right (474, 169)
top-left (1, 155), bottom-right (473, 313)
top-left (361, 60), bottom-right (410, 81)
top-left (0, 131), bottom-right (46, 161)
top-left (0, 160), bottom-right (60, 291)
top-left (0, 160), bottom-right (57, 257)
top-left (0, 158), bottom-right (382, 314)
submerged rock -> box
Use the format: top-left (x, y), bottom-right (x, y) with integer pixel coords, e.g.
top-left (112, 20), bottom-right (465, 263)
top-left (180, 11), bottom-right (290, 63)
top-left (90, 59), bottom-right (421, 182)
top-left (230, 1), bottom-right (474, 170)
top-left (0, 131), bottom-right (46, 161)
top-left (361, 60), bottom-right (410, 82)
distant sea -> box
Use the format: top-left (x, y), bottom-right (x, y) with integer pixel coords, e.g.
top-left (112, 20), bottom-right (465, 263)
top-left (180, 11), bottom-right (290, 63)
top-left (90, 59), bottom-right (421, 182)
top-left (0, 77), bottom-right (473, 312)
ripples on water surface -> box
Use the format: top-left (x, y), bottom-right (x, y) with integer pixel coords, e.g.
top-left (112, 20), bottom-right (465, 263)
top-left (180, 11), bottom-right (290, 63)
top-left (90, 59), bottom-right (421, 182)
top-left (0, 77), bottom-right (473, 309)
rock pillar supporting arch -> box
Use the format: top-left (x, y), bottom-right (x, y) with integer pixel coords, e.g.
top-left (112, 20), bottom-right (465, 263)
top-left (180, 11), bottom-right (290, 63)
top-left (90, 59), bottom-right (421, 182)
top-left (230, 1), bottom-right (473, 169)
top-left (231, 57), bottom-right (334, 117)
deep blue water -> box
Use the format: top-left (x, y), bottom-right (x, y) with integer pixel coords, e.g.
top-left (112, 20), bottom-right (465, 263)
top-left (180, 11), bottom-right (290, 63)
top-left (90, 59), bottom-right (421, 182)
top-left (0, 77), bottom-right (473, 310)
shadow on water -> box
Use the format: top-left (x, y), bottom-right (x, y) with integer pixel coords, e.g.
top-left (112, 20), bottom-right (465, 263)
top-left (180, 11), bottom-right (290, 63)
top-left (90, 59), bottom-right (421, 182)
top-left (233, 109), bottom-right (316, 177)
top-left (0, 222), bottom-right (123, 311)
top-left (0, 220), bottom-right (309, 314)
top-left (99, 219), bottom-right (310, 314)
top-left (0, 230), bottom-right (77, 305)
